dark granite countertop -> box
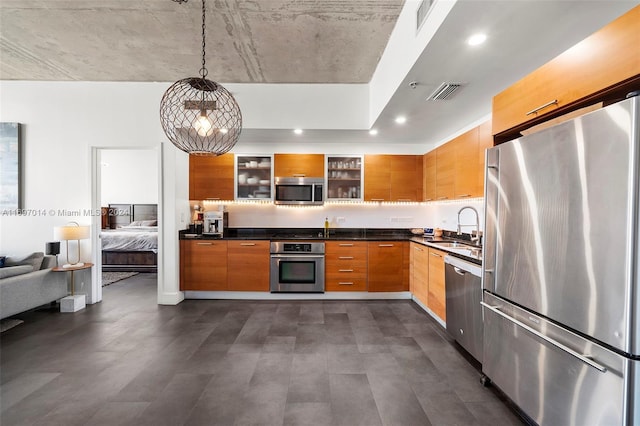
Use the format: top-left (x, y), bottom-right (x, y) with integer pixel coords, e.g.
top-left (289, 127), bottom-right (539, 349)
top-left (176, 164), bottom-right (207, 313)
top-left (179, 227), bottom-right (482, 264)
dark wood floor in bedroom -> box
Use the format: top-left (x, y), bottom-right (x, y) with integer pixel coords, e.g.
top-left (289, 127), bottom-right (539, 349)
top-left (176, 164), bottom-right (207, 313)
top-left (0, 273), bottom-right (526, 425)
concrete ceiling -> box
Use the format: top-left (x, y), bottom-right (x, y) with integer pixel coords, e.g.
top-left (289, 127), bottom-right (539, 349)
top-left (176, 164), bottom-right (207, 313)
top-left (0, 0), bottom-right (403, 83)
top-left (1, 0), bottom-right (639, 150)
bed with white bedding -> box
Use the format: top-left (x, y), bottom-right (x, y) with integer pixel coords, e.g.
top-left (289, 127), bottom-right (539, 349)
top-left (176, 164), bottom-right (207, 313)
top-left (101, 204), bottom-right (158, 272)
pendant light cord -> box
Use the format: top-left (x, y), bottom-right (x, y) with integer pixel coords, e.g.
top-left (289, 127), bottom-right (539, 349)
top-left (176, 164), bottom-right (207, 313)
top-left (200, 0), bottom-right (208, 79)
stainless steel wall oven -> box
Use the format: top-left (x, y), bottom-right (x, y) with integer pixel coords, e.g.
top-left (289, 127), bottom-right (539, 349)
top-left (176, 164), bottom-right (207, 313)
top-left (270, 242), bottom-right (325, 292)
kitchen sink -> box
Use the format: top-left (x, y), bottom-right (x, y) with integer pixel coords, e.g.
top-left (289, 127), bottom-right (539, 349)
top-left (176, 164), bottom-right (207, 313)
top-left (433, 241), bottom-right (477, 249)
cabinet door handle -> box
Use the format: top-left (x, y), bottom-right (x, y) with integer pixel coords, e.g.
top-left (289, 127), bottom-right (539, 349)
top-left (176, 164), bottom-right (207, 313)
top-left (424, 198), bottom-right (433, 201)
top-left (339, 243), bottom-right (354, 247)
top-left (339, 269), bottom-right (354, 272)
top-left (371, 198), bottom-right (385, 201)
top-left (430, 252), bottom-right (441, 258)
top-left (205, 198), bottom-right (221, 200)
top-left (526, 99), bottom-right (558, 116)
top-left (397, 198), bottom-right (412, 201)
top-left (414, 247), bottom-right (423, 252)
top-left (197, 242), bottom-right (213, 246)
top-left (378, 244), bottom-right (394, 247)
top-left (338, 282), bottom-right (354, 285)
top-left (293, 173), bottom-right (306, 177)
top-left (437, 196), bottom-right (448, 200)
top-left (240, 243), bottom-right (256, 246)
top-left (339, 256), bottom-right (354, 259)
top-left (457, 194), bottom-right (471, 198)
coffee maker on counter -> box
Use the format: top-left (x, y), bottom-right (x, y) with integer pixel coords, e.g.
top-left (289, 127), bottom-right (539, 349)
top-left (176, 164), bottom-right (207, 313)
top-left (203, 211), bottom-right (228, 237)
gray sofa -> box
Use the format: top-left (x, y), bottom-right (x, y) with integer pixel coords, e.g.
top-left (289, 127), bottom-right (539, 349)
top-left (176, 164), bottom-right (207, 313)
top-left (0, 253), bottom-right (68, 319)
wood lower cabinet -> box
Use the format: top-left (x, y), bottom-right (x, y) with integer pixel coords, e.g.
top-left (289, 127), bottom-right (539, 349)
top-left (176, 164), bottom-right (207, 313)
top-left (189, 153), bottom-right (235, 201)
top-left (428, 248), bottom-right (446, 322)
top-left (325, 241), bottom-right (368, 291)
top-left (274, 154), bottom-right (324, 178)
top-left (410, 242), bottom-right (429, 307)
top-left (367, 241), bottom-right (408, 292)
top-left (227, 240), bottom-right (270, 291)
top-left (180, 240), bottom-right (228, 291)
top-left (492, 5), bottom-right (640, 138)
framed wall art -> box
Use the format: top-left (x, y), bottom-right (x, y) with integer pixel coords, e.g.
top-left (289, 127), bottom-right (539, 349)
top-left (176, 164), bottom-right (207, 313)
top-left (0, 122), bottom-right (22, 210)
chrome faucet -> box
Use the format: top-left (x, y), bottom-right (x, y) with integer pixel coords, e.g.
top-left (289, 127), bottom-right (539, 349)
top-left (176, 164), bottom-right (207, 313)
top-left (457, 206), bottom-right (482, 245)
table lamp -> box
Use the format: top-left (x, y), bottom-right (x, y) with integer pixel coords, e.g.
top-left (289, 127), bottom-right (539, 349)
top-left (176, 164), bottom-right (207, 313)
top-left (54, 222), bottom-right (90, 268)
top-left (45, 241), bottom-right (61, 266)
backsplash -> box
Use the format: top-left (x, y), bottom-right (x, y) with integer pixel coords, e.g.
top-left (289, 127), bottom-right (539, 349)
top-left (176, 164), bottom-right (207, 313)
top-left (194, 199), bottom-right (484, 232)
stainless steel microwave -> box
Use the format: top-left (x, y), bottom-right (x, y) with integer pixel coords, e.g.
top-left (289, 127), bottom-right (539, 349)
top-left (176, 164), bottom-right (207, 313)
top-left (274, 177), bottom-right (324, 205)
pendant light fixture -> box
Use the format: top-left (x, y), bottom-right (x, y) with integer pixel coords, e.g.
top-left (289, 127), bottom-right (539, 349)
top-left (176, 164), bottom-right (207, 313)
top-left (160, 0), bottom-right (242, 155)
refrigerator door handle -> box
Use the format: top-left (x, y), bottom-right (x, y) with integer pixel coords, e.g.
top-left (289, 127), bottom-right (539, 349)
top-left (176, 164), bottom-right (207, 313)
top-left (480, 302), bottom-right (607, 373)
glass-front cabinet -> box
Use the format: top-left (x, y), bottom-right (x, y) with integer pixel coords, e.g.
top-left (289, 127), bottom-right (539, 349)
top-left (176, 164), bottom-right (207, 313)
top-left (235, 155), bottom-right (273, 200)
top-left (325, 155), bottom-right (363, 201)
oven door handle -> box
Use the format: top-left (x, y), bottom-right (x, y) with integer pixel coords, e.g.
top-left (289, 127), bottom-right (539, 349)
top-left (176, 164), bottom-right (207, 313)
top-left (270, 254), bottom-right (325, 259)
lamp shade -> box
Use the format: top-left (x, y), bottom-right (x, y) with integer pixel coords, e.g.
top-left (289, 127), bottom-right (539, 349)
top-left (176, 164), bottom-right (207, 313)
top-left (45, 241), bottom-right (60, 256)
top-left (54, 224), bottom-right (90, 241)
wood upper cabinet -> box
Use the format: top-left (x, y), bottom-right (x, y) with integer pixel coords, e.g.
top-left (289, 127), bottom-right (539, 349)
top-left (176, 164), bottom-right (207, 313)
top-left (423, 151), bottom-right (436, 202)
top-left (227, 240), bottom-right (270, 291)
top-left (325, 241), bottom-right (368, 291)
top-left (435, 142), bottom-right (455, 200)
top-left (368, 241), bottom-right (408, 292)
top-left (180, 240), bottom-right (228, 291)
top-left (428, 247), bottom-right (446, 322)
top-left (391, 155), bottom-right (423, 201)
top-left (189, 154), bottom-right (235, 201)
top-left (477, 119), bottom-right (493, 196)
top-left (364, 155), bottom-right (423, 201)
top-left (364, 155), bottom-right (391, 201)
top-left (274, 154), bottom-right (324, 177)
top-left (453, 127), bottom-right (479, 199)
top-left (410, 242), bottom-right (429, 308)
top-left (493, 5), bottom-right (640, 137)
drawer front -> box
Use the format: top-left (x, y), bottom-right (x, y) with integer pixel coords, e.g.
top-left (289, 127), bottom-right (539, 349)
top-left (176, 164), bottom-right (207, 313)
top-left (227, 240), bottom-right (270, 254)
top-left (325, 258), bottom-right (367, 274)
top-left (325, 276), bottom-right (367, 291)
top-left (325, 241), bottom-right (368, 256)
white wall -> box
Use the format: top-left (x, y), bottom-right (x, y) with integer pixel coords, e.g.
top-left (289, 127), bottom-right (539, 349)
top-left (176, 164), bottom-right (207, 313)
top-left (0, 81), bottom-right (190, 305)
top-left (101, 149), bottom-right (158, 206)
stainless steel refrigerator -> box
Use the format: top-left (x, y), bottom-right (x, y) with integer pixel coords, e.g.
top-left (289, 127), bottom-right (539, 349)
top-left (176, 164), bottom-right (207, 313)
top-left (482, 95), bottom-right (640, 425)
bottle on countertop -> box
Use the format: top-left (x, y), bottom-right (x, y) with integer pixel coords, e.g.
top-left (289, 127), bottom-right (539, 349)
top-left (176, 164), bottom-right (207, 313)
top-left (324, 217), bottom-right (329, 238)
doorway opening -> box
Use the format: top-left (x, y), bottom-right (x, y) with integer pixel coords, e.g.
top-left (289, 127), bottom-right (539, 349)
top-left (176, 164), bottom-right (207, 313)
top-left (91, 147), bottom-right (161, 303)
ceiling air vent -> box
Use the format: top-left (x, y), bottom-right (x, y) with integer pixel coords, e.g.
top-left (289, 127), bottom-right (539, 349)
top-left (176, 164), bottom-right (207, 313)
top-left (416, 0), bottom-right (435, 30)
top-left (427, 82), bottom-right (462, 101)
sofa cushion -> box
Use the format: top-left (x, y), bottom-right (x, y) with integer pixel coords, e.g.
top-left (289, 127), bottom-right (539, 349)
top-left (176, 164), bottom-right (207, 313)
top-left (0, 265), bottom-right (33, 279)
top-left (5, 252), bottom-right (45, 272)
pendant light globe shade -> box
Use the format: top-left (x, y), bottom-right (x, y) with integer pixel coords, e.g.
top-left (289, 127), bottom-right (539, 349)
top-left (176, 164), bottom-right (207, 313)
top-left (160, 77), bottom-right (242, 156)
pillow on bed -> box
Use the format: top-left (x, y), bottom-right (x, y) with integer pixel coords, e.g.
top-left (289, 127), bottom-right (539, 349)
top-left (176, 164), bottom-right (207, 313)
top-left (141, 220), bottom-right (157, 226)
top-left (128, 221), bottom-right (143, 226)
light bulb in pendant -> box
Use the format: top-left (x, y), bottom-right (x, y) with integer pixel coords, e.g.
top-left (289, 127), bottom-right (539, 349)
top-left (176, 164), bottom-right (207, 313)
top-left (194, 110), bottom-right (214, 136)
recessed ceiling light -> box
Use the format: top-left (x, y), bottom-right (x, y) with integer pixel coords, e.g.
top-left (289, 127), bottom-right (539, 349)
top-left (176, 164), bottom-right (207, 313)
top-left (467, 33), bottom-right (487, 46)
top-left (293, 129), bottom-right (303, 135)
top-left (395, 116), bottom-right (407, 124)
top-left (369, 129), bottom-right (378, 136)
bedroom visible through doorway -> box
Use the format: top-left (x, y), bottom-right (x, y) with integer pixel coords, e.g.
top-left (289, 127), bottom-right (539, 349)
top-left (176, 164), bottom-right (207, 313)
top-left (97, 148), bottom-right (159, 298)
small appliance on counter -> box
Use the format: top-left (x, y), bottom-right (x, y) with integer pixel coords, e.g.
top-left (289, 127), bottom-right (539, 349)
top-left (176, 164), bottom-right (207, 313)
top-left (203, 211), bottom-right (228, 237)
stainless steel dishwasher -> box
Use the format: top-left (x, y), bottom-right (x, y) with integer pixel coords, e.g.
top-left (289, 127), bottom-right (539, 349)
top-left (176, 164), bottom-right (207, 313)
top-left (445, 255), bottom-right (483, 363)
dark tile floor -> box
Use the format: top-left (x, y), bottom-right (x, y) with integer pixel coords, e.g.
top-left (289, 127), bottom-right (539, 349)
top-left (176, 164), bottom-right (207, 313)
top-left (1, 273), bottom-right (526, 426)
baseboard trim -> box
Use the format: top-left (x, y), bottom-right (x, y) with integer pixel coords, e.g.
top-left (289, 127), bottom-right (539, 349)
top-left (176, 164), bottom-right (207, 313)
top-left (183, 291), bottom-right (412, 301)
top-left (411, 295), bottom-right (446, 328)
